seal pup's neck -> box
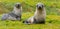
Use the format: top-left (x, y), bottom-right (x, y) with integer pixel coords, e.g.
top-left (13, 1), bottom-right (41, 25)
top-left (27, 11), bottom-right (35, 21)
top-left (12, 7), bottom-right (22, 16)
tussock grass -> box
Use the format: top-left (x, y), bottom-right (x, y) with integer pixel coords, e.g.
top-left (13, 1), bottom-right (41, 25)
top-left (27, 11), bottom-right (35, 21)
top-left (0, 12), bottom-right (60, 29)
top-left (0, 0), bottom-right (60, 29)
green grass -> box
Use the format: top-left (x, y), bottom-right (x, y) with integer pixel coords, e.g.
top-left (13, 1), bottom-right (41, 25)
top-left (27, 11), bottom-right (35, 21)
top-left (0, 0), bottom-right (60, 15)
top-left (0, 12), bottom-right (60, 29)
top-left (0, 0), bottom-right (60, 29)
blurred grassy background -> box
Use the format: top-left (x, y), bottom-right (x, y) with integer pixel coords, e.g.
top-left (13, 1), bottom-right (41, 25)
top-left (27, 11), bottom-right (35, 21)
top-left (0, 0), bottom-right (60, 15)
top-left (0, 0), bottom-right (60, 29)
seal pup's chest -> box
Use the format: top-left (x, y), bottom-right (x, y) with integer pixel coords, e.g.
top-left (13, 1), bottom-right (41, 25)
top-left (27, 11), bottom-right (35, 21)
top-left (14, 9), bottom-right (21, 15)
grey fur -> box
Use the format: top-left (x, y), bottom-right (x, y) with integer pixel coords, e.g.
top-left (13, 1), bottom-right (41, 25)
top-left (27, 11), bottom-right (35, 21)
top-left (1, 3), bottom-right (22, 21)
top-left (23, 3), bottom-right (46, 24)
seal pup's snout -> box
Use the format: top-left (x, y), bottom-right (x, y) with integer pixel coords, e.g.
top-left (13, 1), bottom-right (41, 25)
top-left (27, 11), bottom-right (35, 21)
top-left (15, 3), bottom-right (21, 9)
top-left (36, 3), bottom-right (44, 9)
